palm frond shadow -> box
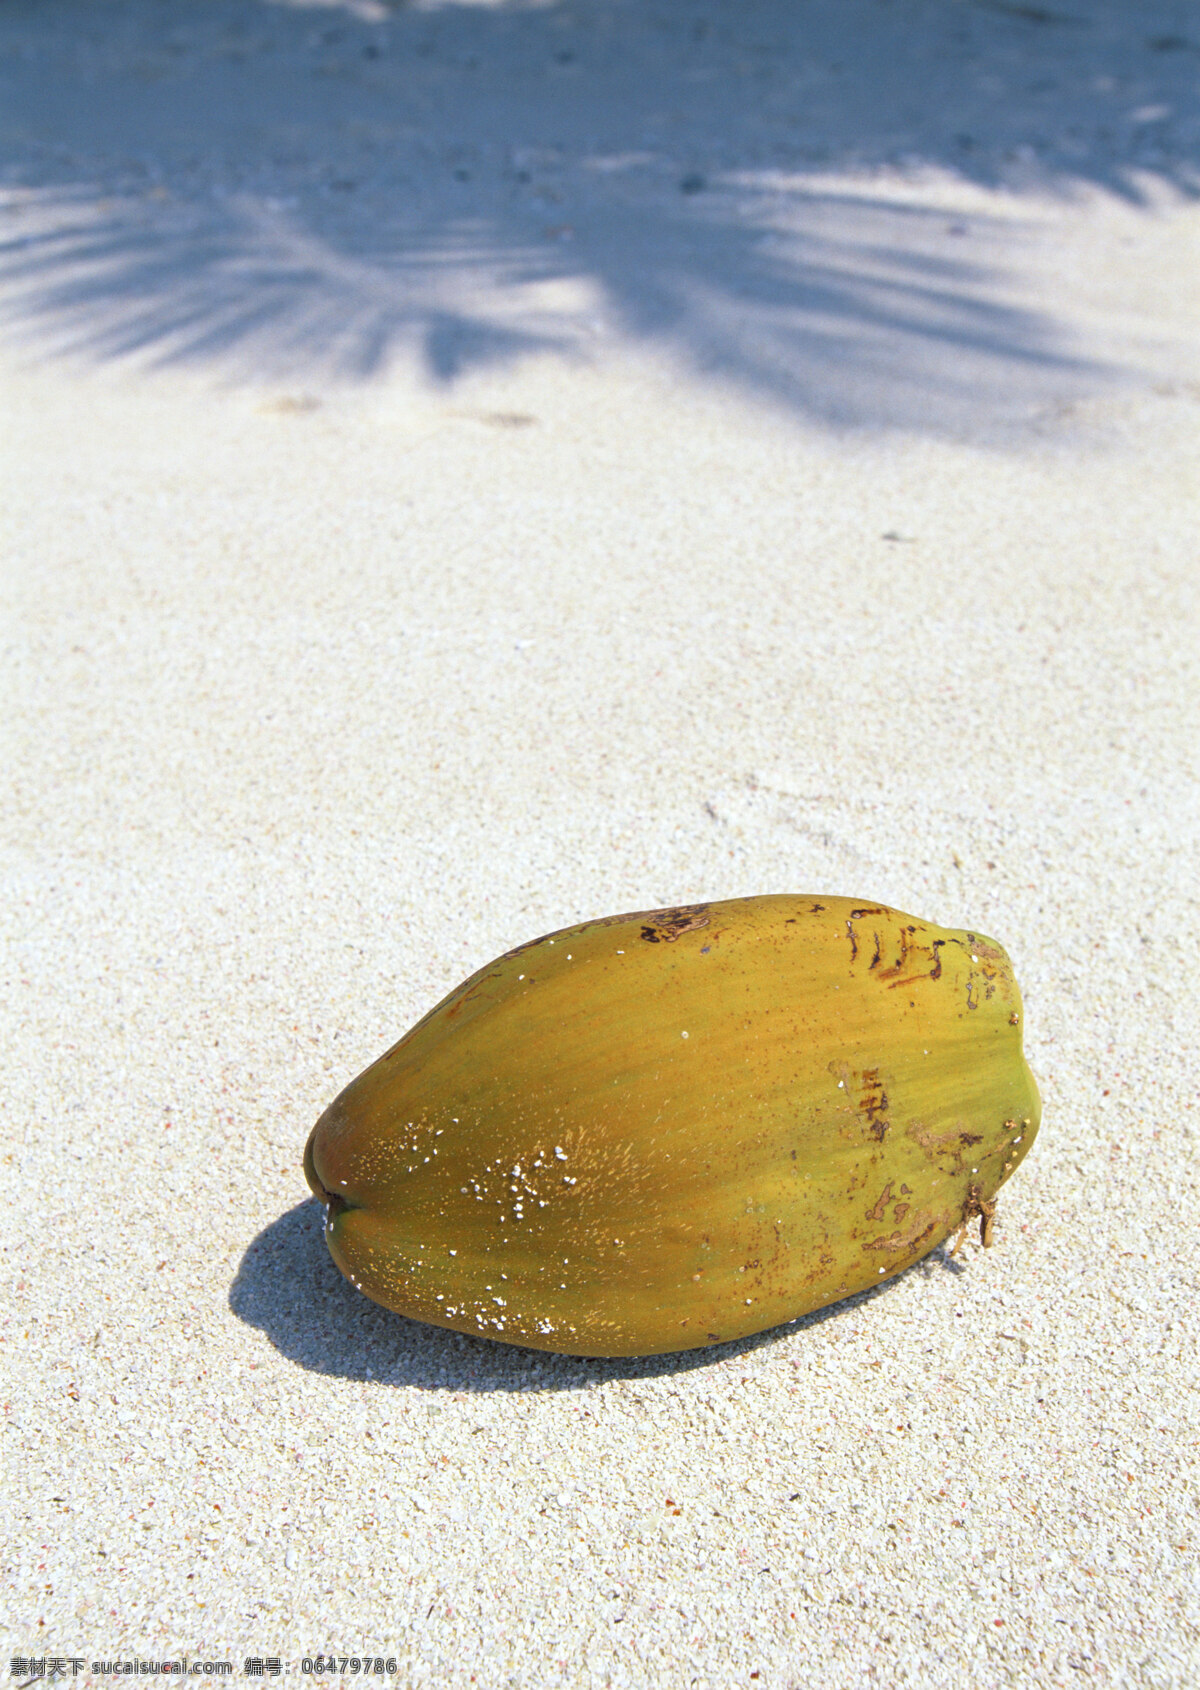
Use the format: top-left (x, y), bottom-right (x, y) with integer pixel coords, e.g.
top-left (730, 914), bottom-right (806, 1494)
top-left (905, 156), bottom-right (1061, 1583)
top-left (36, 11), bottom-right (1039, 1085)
top-left (2, 0), bottom-right (1197, 430)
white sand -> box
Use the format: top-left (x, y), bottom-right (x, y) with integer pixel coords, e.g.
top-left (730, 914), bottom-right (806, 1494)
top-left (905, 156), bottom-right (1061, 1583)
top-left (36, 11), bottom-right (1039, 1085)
top-left (3, 2), bottom-right (1199, 1685)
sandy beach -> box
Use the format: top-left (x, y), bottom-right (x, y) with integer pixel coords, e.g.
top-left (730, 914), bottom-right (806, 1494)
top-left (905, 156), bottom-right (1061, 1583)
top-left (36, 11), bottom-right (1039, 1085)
top-left (3, 2), bottom-right (1199, 1685)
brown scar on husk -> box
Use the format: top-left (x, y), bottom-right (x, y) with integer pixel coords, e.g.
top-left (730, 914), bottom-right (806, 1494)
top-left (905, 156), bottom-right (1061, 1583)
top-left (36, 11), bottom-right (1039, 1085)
top-left (639, 907), bottom-right (711, 942)
top-left (864, 1216), bottom-right (939, 1255)
top-left (950, 1184), bottom-right (998, 1256)
top-left (858, 1068), bottom-right (891, 1141)
top-left (909, 1120), bottom-right (984, 1171)
top-left (865, 1182), bottom-right (893, 1222)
